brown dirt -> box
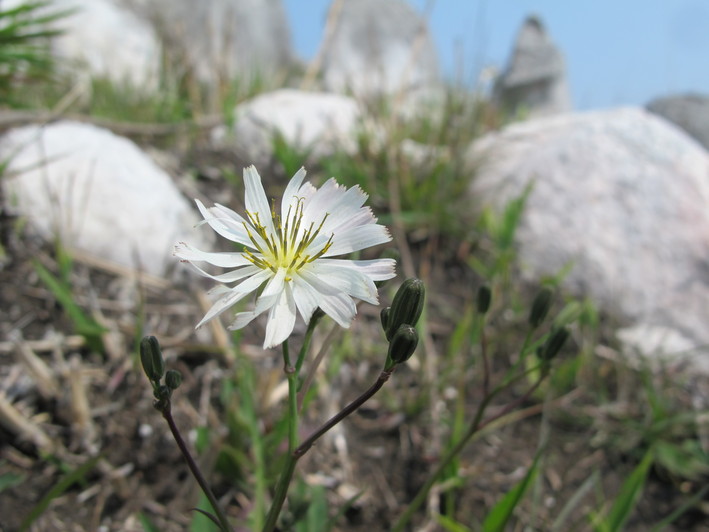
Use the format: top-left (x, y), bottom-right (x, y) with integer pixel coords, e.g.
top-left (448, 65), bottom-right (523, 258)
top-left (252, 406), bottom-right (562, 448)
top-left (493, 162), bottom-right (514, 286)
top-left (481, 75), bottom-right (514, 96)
top-left (1, 160), bottom-right (708, 532)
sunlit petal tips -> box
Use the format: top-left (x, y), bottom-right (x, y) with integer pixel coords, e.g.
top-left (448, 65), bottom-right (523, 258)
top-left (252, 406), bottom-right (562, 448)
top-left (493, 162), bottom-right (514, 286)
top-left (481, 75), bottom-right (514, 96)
top-left (177, 166), bottom-right (396, 349)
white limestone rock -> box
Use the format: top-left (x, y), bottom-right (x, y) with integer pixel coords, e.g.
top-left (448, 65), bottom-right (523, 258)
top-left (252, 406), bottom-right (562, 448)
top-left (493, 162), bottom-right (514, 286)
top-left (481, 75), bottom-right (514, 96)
top-left (17, 0), bottom-right (163, 91)
top-left (493, 15), bottom-right (572, 117)
top-left (1, 121), bottom-right (209, 277)
top-left (318, 0), bottom-right (439, 100)
top-left (466, 107), bottom-right (709, 361)
top-left (133, 0), bottom-right (293, 87)
top-left (219, 88), bottom-right (365, 166)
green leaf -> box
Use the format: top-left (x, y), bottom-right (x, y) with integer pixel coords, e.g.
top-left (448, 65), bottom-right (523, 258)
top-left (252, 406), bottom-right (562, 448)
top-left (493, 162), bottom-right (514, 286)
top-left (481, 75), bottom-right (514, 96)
top-left (482, 452), bottom-right (541, 532)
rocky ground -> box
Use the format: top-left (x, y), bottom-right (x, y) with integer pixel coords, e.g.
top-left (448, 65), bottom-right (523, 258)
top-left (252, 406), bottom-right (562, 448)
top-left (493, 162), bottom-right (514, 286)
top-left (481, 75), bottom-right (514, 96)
top-left (1, 155), bottom-right (709, 532)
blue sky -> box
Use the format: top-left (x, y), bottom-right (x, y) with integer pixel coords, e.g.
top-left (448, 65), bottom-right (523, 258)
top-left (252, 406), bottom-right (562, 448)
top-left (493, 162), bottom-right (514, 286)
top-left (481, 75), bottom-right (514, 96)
top-left (282, 0), bottom-right (709, 110)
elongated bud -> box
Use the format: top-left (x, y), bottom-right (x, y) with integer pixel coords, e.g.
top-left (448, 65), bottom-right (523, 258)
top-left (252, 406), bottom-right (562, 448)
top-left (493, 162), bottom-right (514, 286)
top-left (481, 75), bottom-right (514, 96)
top-left (541, 326), bottom-right (570, 361)
top-left (165, 369), bottom-right (183, 390)
top-left (529, 287), bottom-right (553, 329)
top-left (380, 307), bottom-right (391, 331)
top-left (140, 336), bottom-right (165, 382)
top-left (387, 324), bottom-right (419, 366)
top-left (476, 285), bottom-right (492, 314)
top-left (386, 278), bottom-right (425, 340)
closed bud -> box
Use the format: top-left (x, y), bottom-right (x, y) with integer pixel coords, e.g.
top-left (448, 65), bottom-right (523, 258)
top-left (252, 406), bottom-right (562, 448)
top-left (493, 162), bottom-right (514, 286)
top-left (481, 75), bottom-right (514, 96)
top-left (153, 384), bottom-right (171, 411)
top-left (380, 307), bottom-right (391, 331)
top-left (165, 369), bottom-right (183, 390)
top-left (476, 285), bottom-right (492, 314)
top-left (386, 278), bottom-right (425, 340)
top-left (541, 326), bottom-right (570, 361)
top-left (140, 336), bottom-right (165, 382)
top-left (529, 287), bottom-right (553, 329)
top-left (387, 324), bottom-right (419, 365)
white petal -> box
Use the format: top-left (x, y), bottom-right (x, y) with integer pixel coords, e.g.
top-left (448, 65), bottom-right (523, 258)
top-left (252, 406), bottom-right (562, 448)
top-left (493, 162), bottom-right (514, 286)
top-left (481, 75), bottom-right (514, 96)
top-left (263, 284), bottom-right (297, 348)
top-left (317, 187), bottom-right (370, 234)
top-left (298, 182), bottom-right (318, 203)
top-left (195, 269), bottom-right (272, 328)
top-left (208, 284), bottom-right (232, 297)
top-left (243, 166), bottom-right (275, 235)
top-left (306, 262), bottom-right (378, 304)
top-left (195, 199), bottom-right (252, 247)
top-left (318, 292), bottom-right (356, 328)
top-left (228, 290), bottom-right (280, 331)
top-left (261, 267), bottom-right (287, 298)
top-left (281, 167), bottom-right (307, 220)
top-left (229, 311), bottom-right (259, 330)
top-left (185, 262), bottom-right (261, 283)
top-left (329, 206), bottom-right (377, 233)
top-left (174, 242), bottom-right (251, 268)
top-left (291, 274), bottom-right (323, 322)
top-left (300, 178), bottom-right (345, 226)
top-left (323, 224), bottom-right (392, 256)
top-left (316, 258), bottom-right (397, 281)
top-left (297, 269), bottom-right (343, 297)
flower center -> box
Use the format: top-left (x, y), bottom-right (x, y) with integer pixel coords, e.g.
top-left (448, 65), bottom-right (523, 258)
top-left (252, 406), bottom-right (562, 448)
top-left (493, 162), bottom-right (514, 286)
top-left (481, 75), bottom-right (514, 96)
top-left (242, 198), bottom-right (333, 279)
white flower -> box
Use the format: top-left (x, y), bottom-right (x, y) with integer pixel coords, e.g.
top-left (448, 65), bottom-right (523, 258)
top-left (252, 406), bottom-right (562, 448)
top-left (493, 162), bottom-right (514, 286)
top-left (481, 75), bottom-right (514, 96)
top-left (176, 166), bottom-right (396, 349)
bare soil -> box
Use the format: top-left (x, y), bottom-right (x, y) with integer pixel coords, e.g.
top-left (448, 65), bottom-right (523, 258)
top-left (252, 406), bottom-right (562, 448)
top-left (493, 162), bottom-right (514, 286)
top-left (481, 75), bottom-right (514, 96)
top-left (1, 157), bottom-right (708, 532)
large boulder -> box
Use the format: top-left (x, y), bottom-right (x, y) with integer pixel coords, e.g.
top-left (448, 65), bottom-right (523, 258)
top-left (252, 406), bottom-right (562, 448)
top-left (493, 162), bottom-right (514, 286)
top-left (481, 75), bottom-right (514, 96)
top-left (6, 0), bottom-right (292, 92)
top-left (4, 0), bottom-right (162, 91)
top-left (466, 107), bottom-right (709, 365)
top-left (0, 121), bottom-right (210, 277)
top-left (133, 0), bottom-right (293, 87)
top-left (318, 0), bottom-right (439, 100)
top-left (217, 88), bottom-right (365, 166)
top-left (647, 93), bottom-right (709, 151)
top-left (493, 15), bottom-right (572, 117)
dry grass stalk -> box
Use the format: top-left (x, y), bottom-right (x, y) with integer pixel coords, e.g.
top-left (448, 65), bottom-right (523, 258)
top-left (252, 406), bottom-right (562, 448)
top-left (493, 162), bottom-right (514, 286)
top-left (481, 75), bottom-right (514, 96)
top-left (14, 339), bottom-right (60, 400)
top-left (68, 354), bottom-right (96, 447)
top-left (0, 392), bottom-right (54, 452)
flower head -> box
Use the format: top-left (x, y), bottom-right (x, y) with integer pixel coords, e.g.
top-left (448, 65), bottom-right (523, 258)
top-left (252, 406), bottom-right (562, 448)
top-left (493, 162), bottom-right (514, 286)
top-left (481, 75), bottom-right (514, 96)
top-left (176, 166), bottom-right (396, 348)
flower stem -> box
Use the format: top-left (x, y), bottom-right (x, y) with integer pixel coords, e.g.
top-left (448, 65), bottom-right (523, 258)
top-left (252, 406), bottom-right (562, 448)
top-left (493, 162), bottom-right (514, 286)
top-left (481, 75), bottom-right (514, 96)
top-left (263, 341), bottom-right (299, 532)
top-left (162, 401), bottom-right (232, 532)
top-left (391, 368), bottom-right (544, 532)
top-left (295, 368), bottom-right (394, 458)
top-left (263, 365), bottom-right (396, 531)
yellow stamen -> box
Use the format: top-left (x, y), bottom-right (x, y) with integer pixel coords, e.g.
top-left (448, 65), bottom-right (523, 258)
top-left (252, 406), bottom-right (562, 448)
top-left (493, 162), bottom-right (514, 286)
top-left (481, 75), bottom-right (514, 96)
top-left (243, 201), bottom-right (333, 278)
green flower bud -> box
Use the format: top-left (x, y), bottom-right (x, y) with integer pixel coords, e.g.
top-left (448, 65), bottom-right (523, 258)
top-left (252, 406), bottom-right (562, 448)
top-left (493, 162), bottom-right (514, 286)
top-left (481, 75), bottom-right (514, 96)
top-left (387, 324), bottom-right (419, 365)
top-left (165, 369), bottom-right (183, 390)
top-left (386, 278), bottom-right (425, 341)
top-left (541, 326), bottom-right (570, 361)
top-left (153, 384), bottom-right (171, 411)
top-left (380, 306), bottom-right (391, 331)
top-left (140, 336), bottom-right (165, 382)
top-left (476, 285), bottom-right (492, 314)
top-left (529, 287), bottom-right (553, 329)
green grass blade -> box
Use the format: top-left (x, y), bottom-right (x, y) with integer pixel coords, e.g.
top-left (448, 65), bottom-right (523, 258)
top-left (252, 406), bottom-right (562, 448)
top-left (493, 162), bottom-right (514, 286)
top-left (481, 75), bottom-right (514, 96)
top-left (650, 483), bottom-right (709, 531)
top-left (0, 470), bottom-right (25, 492)
top-left (482, 452), bottom-right (541, 532)
top-left (138, 512), bottom-right (161, 532)
top-left (32, 259), bottom-right (106, 349)
top-left (436, 514), bottom-right (472, 532)
top-left (604, 448), bottom-right (654, 532)
top-left (20, 454), bottom-right (101, 531)
top-left (551, 470), bottom-right (600, 532)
